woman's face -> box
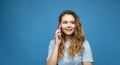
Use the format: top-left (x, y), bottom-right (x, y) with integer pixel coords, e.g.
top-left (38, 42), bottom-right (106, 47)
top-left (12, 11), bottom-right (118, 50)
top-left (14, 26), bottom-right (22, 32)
top-left (61, 14), bottom-right (75, 36)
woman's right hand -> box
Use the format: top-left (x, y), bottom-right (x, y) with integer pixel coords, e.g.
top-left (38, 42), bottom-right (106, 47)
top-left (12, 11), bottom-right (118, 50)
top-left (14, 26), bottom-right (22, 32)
top-left (55, 28), bottom-right (62, 46)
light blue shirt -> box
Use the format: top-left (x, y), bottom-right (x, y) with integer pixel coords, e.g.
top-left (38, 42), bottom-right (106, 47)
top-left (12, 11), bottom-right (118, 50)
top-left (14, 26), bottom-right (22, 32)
top-left (47, 39), bottom-right (94, 65)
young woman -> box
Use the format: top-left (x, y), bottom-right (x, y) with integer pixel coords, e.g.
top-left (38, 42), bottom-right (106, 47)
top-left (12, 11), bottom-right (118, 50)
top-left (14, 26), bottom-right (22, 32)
top-left (46, 10), bottom-right (94, 65)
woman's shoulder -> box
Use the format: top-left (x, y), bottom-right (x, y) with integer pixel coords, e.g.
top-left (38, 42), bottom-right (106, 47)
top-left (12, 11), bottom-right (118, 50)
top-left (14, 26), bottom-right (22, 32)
top-left (50, 39), bottom-right (55, 43)
top-left (49, 39), bottom-right (55, 46)
top-left (83, 39), bottom-right (91, 47)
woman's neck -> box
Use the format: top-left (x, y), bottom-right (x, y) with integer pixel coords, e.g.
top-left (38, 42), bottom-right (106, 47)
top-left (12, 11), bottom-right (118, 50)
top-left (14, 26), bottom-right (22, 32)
top-left (65, 35), bottom-right (72, 43)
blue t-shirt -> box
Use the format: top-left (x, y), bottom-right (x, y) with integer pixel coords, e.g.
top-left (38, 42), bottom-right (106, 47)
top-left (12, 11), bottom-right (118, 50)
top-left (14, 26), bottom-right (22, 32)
top-left (47, 39), bottom-right (94, 65)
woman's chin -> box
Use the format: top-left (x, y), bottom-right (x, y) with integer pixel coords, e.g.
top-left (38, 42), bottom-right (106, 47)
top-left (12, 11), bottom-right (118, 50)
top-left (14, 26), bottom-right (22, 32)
top-left (64, 32), bottom-right (73, 36)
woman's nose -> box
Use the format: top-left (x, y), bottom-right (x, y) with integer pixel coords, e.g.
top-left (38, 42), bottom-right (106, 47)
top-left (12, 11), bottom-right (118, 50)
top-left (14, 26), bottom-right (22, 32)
top-left (67, 23), bottom-right (71, 28)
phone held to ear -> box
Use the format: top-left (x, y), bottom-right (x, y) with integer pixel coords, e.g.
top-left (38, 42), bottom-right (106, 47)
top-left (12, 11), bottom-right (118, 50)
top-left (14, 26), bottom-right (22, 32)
top-left (58, 25), bottom-right (62, 40)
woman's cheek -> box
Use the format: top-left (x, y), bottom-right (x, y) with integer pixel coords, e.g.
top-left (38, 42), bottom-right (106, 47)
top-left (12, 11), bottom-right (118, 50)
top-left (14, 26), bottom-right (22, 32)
top-left (61, 24), bottom-right (67, 29)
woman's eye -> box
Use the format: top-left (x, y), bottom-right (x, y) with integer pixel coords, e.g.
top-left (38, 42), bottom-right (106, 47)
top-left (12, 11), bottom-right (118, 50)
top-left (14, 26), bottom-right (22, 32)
top-left (71, 21), bottom-right (75, 24)
top-left (63, 21), bottom-right (67, 24)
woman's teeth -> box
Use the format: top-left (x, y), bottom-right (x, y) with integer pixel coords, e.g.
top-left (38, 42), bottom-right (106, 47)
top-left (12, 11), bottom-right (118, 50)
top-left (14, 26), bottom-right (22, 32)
top-left (66, 29), bottom-right (72, 32)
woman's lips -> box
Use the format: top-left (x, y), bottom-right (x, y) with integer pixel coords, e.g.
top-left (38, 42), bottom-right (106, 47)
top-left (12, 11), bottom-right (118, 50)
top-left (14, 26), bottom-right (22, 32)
top-left (65, 29), bottom-right (72, 32)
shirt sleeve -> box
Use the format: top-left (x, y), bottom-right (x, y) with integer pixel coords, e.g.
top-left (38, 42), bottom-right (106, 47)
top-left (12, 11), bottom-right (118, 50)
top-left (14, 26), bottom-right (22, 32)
top-left (82, 40), bottom-right (94, 62)
top-left (46, 39), bottom-right (55, 61)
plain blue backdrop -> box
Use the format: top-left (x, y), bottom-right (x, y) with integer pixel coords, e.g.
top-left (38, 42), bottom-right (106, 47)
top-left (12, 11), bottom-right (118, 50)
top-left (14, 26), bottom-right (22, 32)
top-left (0, 0), bottom-right (120, 65)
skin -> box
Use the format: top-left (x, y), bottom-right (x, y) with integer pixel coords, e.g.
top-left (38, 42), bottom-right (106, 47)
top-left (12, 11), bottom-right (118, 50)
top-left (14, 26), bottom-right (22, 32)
top-left (46, 14), bottom-right (93, 65)
top-left (61, 14), bottom-right (75, 42)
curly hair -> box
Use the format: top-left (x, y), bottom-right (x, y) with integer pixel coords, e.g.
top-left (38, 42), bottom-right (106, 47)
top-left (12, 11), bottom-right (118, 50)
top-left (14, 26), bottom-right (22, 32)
top-left (57, 10), bottom-right (85, 60)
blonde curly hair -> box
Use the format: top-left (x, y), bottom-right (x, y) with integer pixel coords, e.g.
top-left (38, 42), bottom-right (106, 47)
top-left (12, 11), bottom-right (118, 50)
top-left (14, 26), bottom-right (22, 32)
top-left (57, 10), bottom-right (85, 60)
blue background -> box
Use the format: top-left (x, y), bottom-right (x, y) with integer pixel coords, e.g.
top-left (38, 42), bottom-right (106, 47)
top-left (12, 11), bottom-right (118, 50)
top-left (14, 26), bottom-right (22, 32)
top-left (0, 0), bottom-right (120, 65)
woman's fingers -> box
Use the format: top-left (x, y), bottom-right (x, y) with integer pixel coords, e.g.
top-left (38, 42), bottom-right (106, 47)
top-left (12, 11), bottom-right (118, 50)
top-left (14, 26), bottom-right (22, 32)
top-left (55, 28), bottom-right (61, 34)
top-left (55, 29), bottom-right (61, 38)
top-left (55, 28), bottom-right (62, 45)
top-left (58, 33), bottom-right (62, 39)
top-left (55, 32), bottom-right (62, 39)
top-left (55, 29), bottom-right (62, 40)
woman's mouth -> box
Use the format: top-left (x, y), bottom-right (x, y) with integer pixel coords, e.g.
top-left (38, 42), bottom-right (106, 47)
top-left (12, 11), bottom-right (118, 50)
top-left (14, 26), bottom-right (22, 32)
top-left (65, 29), bottom-right (72, 32)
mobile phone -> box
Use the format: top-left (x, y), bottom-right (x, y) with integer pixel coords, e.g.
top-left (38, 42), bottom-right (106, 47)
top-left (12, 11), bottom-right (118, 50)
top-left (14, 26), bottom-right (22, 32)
top-left (58, 25), bottom-right (62, 40)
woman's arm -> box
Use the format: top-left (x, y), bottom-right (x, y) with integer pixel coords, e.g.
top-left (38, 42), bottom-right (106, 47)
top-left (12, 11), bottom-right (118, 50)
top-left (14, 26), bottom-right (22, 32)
top-left (82, 40), bottom-right (94, 65)
top-left (83, 62), bottom-right (94, 65)
top-left (46, 28), bottom-right (62, 65)
top-left (46, 44), bottom-right (59, 65)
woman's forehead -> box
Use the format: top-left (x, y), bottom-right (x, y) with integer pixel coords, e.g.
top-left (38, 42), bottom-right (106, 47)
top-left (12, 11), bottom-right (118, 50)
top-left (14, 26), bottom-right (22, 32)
top-left (61, 14), bottom-right (75, 21)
